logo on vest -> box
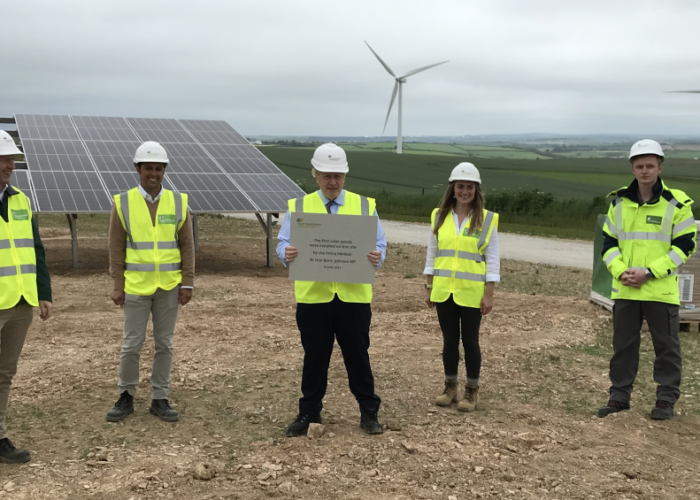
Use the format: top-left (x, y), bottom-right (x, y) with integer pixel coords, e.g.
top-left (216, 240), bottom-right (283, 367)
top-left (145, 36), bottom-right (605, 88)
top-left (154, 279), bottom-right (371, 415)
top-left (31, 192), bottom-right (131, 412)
top-left (463, 227), bottom-right (481, 238)
top-left (158, 215), bottom-right (176, 225)
top-left (646, 215), bottom-right (662, 225)
top-left (11, 209), bottom-right (28, 221)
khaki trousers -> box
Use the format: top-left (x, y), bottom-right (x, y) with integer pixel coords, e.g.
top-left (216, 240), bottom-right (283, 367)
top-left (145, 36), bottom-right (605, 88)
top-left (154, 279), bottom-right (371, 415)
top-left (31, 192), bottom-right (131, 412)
top-left (118, 287), bottom-right (179, 400)
top-left (0, 304), bottom-right (33, 440)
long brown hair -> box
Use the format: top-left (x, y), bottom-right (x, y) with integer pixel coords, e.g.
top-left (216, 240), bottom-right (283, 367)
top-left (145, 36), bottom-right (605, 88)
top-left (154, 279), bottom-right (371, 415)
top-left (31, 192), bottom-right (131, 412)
top-left (433, 182), bottom-right (485, 237)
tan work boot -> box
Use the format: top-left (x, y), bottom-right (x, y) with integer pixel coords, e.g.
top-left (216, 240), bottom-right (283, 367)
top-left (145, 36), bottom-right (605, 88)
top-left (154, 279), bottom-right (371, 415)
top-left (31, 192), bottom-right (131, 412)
top-left (435, 381), bottom-right (458, 406)
top-left (457, 384), bottom-right (479, 412)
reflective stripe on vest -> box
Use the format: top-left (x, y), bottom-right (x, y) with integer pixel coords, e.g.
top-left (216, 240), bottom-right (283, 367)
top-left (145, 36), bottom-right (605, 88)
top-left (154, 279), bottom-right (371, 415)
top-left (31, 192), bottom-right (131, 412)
top-left (124, 263), bottom-right (182, 272)
top-left (0, 238), bottom-right (33, 250)
top-left (433, 269), bottom-right (486, 282)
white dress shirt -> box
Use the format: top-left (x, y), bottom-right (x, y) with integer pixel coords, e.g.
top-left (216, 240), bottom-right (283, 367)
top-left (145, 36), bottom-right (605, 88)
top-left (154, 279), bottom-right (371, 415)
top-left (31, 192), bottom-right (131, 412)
top-left (138, 184), bottom-right (163, 203)
top-left (0, 184), bottom-right (9, 203)
top-left (423, 210), bottom-right (501, 282)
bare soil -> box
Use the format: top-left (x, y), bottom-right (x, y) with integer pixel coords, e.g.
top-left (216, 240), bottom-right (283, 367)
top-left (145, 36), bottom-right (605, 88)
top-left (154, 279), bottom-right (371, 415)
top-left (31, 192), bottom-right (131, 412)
top-left (1, 215), bottom-right (700, 499)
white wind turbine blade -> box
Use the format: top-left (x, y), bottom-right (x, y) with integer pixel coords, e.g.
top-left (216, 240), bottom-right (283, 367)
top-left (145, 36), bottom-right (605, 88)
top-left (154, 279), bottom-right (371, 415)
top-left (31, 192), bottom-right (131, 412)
top-left (666, 90), bottom-right (700, 93)
top-left (382, 81), bottom-right (399, 134)
top-left (399, 60), bottom-right (449, 79)
top-left (365, 41), bottom-right (396, 77)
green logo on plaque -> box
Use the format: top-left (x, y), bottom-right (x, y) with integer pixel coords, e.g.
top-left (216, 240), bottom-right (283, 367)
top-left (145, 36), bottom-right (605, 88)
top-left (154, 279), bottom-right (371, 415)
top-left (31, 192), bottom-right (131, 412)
top-left (158, 214), bottom-right (176, 225)
top-left (646, 215), bottom-right (662, 225)
top-left (11, 209), bottom-right (28, 221)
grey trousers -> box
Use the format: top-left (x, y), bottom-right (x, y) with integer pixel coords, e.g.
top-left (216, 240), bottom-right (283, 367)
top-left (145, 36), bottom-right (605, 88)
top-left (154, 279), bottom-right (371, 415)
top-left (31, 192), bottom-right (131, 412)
top-left (119, 287), bottom-right (179, 400)
top-left (609, 299), bottom-right (681, 404)
top-left (0, 304), bottom-right (33, 440)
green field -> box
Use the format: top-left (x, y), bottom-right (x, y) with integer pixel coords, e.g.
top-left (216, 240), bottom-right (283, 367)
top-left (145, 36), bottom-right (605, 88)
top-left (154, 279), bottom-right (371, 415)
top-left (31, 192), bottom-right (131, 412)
top-left (262, 146), bottom-right (700, 201)
top-left (267, 141), bottom-right (547, 159)
top-left (261, 146), bottom-right (700, 239)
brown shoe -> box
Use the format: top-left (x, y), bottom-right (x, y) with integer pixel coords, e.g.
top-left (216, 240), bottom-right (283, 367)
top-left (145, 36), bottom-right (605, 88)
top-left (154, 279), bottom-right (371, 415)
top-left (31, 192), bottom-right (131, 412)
top-left (457, 384), bottom-right (479, 412)
top-left (435, 381), bottom-right (458, 406)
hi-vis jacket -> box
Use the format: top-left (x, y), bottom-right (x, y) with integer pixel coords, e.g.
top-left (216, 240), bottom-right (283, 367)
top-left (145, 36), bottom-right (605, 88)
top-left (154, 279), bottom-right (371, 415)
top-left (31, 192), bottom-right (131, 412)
top-left (430, 208), bottom-right (498, 308)
top-left (114, 188), bottom-right (188, 296)
top-left (603, 178), bottom-right (696, 305)
top-left (0, 188), bottom-right (38, 309)
top-left (289, 191), bottom-right (375, 304)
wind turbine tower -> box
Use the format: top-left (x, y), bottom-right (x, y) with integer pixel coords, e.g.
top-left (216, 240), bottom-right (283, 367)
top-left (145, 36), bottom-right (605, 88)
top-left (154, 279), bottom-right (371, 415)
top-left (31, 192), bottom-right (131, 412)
top-left (365, 41), bottom-right (448, 154)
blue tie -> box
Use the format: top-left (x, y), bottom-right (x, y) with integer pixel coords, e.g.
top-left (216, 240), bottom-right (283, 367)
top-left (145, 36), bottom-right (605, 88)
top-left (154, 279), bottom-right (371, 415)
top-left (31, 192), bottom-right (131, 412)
top-left (326, 200), bottom-right (334, 214)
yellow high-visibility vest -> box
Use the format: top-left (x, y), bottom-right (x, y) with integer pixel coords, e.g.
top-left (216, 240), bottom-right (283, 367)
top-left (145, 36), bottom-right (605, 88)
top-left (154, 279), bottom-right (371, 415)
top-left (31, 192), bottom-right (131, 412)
top-left (430, 208), bottom-right (498, 308)
top-left (114, 187), bottom-right (188, 296)
top-left (0, 188), bottom-right (38, 309)
top-left (289, 191), bottom-right (375, 304)
top-left (603, 180), bottom-right (696, 305)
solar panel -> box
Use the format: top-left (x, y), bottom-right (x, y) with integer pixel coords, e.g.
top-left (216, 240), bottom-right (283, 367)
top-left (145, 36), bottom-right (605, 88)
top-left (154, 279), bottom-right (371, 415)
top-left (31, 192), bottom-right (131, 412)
top-left (125, 117), bottom-right (260, 211)
top-left (165, 173), bottom-right (256, 212)
top-left (30, 171), bottom-right (111, 212)
top-left (229, 173), bottom-right (304, 212)
top-left (21, 139), bottom-right (95, 172)
top-left (14, 113), bottom-right (305, 213)
top-left (72, 115), bottom-right (145, 197)
top-left (180, 119), bottom-right (248, 145)
top-left (9, 170), bottom-right (37, 209)
top-left (15, 114), bottom-right (80, 140)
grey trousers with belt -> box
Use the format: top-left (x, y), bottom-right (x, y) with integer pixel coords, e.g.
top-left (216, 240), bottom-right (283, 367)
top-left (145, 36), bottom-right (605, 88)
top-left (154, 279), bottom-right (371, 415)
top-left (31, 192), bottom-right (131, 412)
top-left (609, 299), bottom-right (681, 404)
top-left (119, 286), bottom-right (179, 400)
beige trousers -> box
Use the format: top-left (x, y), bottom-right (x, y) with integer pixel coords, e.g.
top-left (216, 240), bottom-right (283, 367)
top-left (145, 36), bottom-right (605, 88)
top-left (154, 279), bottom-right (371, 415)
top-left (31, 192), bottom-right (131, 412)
top-left (119, 287), bottom-right (179, 400)
top-left (0, 304), bottom-right (33, 440)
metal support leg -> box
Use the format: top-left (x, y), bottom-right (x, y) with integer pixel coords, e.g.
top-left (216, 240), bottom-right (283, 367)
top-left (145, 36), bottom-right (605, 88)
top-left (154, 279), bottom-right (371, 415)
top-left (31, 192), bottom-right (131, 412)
top-left (255, 213), bottom-right (274, 268)
top-left (266, 213), bottom-right (273, 268)
top-left (192, 214), bottom-right (199, 251)
top-left (66, 213), bottom-right (78, 268)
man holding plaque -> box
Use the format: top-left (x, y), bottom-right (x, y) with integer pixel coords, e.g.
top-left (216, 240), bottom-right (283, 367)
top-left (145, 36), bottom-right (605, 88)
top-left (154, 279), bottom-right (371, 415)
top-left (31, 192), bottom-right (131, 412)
top-left (277, 143), bottom-right (387, 437)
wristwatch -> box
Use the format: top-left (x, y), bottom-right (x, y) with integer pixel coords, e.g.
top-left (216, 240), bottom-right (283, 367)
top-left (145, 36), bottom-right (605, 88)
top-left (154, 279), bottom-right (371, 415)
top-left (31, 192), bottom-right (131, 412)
top-left (424, 284), bottom-right (433, 289)
top-left (645, 268), bottom-right (654, 280)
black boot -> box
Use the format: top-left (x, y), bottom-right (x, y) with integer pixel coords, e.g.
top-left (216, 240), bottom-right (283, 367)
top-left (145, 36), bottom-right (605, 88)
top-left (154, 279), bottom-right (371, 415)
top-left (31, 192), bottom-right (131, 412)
top-left (597, 400), bottom-right (630, 418)
top-left (651, 400), bottom-right (674, 420)
top-left (285, 413), bottom-right (321, 437)
top-left (149, 399), bottom-right (179, 422)
top-left (360, 409), bottom-right (383, 435)
top-left (0, 438), bottom-right (31, 464)
top-left (106, 392), bottom-right (134, 422)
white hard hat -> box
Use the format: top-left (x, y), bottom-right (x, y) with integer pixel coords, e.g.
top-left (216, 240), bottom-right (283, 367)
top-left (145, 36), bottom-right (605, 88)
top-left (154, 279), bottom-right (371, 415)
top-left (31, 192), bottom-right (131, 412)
top-left (629, 139), bottom-right (664, 162)
top-left (0, 130), bottom-right (22, 156)
top-left (448, 162), bottom-right (481, 184)
top-left (134, 141), bottom-right (169, 165)
top-left (310, 143), bottom-right (349, 173)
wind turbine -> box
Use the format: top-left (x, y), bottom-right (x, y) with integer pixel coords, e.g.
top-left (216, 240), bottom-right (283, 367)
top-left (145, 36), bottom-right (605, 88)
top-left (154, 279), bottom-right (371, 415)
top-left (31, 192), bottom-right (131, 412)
top-left (365, 41), bottom-right (448, 154)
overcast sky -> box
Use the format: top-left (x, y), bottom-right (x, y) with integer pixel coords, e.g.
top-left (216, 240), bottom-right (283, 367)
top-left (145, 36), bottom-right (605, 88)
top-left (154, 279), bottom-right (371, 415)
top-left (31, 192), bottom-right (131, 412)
top-left (2, 0), bottom-right (700, 137)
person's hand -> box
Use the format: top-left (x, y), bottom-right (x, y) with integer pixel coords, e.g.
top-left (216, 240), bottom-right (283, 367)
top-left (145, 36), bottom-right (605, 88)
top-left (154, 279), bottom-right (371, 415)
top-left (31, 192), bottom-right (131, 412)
top-left (480, 295), bottom-right (494, 316)
top-left (179, 288), bottom-right (193, 306)
top-left (111, 290), bottom-right (125, 308)
top-left (367, 250), bottom-right (381, 267)
top-left (39, 300), bottom-right (52, 321)
top-left (425, 289), bottom-right (434, 309)
top-left (621, 269), bottom-right (647, 288)
top-left (285, 245), bottom-right (298, 263)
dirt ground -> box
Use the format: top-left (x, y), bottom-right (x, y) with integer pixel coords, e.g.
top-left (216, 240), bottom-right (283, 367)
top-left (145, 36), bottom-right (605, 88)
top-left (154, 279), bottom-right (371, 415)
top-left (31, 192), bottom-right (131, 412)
top-left (1, 215), bottom-right (700, 499)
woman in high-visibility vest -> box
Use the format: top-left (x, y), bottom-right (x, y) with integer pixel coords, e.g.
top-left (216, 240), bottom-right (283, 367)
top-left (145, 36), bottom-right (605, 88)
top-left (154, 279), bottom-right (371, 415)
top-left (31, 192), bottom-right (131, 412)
top-left (423, 163), bottom-right (500, 412)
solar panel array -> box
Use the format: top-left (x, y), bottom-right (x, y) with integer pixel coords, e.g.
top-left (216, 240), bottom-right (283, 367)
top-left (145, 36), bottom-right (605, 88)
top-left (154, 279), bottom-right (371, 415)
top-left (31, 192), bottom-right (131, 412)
top-left (13, 114), bottom-right (304, 213)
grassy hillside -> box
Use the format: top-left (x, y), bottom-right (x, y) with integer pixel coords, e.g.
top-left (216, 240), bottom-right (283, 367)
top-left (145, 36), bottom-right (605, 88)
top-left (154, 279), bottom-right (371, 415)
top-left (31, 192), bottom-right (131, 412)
top-left (262, 147), bottom-right (700, 201)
